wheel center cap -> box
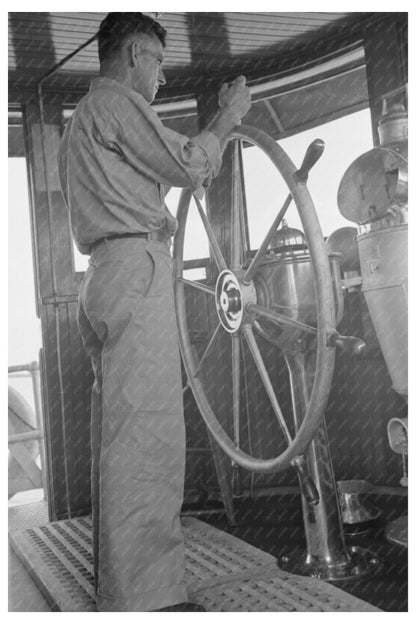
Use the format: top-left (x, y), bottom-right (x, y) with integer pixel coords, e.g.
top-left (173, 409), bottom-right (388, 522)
top-left (220, 288), bottom-right (240, 313)
top-left (215, 270), bottom-right (243, 332)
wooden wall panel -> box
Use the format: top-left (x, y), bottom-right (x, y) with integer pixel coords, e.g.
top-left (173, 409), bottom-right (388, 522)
top-left (41, 300), bottom-right (93, 520)
top-left (25, 95), bottom-right (94, 520)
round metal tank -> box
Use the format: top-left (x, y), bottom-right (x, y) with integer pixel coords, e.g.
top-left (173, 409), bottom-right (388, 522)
top-left (254, 251), bottom-right (342, 344)
top-left (357, 223), bottom-right (408, 397)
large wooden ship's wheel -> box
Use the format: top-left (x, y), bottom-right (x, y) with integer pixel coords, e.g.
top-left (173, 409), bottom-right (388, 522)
top-left (173, 125), bottom-right (339, 490)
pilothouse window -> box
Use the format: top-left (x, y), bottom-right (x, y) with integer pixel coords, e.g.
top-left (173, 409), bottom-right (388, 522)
top-left (242, 108), bottom-right (374, 248)
top-left (8, 156), bottom-right (42, 412)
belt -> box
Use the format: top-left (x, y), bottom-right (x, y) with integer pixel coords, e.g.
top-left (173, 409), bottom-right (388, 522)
top-left (91, 231), bottom-right (170, 251)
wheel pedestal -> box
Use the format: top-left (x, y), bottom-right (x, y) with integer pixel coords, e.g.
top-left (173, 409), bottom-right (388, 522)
top-left (279, 545), bottom-right (381, 581)
top-left (281, 351), bottom-right (382, 581)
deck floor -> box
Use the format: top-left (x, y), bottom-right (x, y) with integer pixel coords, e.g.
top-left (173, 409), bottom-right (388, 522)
top-left (8, 490), bottom-right (51, 612)
top-left (203, 492), bottom-right (408, 612)
top-left (8, 490), bottom-right (407, 612)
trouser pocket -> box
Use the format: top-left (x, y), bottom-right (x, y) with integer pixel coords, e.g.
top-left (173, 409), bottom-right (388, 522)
top-left (117, 245), bottom-right (183, 415)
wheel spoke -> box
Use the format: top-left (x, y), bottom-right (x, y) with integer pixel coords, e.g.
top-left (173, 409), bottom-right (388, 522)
top-left (248, 302), bottom-right (317, 336)
top-left (194, 323), bottom-right (222, 378)
top-left (194, 195), bottom-right (228, 271)
top-left (230, 141), bottom-right (243, 272)
top-left (231, 333), bottom-right (241, 449)
top-left (243, 193), bottom-right (293, 284)
top-left (177, 277), bottom-right (215, 296)
top-left (242, 324), bottom-right (293, 445)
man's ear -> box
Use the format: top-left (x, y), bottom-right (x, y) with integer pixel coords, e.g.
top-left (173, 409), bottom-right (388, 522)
top-left (130, 40), bottom-right (141, 67)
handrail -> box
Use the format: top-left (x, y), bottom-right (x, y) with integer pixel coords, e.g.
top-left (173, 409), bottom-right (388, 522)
top-left (9, 431), bottom-right (44, 444)
top-left (8, 361), bottom-right (39, 374)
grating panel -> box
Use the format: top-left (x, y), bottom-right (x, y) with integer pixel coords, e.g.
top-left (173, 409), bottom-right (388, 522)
top-left (8, 501), bottom-right (49, 531)
top-left (9, 515), bottom-right (380, 612)
top-left (182, 516), bottom-right (275, 588)
top-left (190, 568), bottom-right (380, 612)
top-left (10, 517), bottom-right (96, 612)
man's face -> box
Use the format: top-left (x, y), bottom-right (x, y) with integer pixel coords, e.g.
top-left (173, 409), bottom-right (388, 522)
top-left (131, 34), bottom-right (166, 103)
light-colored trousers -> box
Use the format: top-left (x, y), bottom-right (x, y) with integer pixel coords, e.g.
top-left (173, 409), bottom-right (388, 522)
top-left (77, 237), bottom-right (187, 611)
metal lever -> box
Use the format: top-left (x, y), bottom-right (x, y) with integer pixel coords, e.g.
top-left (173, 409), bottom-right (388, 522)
top-left (327, 332), bottom-right (367, 358)
top-left (295, 139), bottom-right (325, 182)
top-left (291, 456), bottom-right (320, 506)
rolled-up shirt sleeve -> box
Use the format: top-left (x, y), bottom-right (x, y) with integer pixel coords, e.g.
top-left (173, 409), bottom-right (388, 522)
top-left (98, 90), bottom-right (222, 191)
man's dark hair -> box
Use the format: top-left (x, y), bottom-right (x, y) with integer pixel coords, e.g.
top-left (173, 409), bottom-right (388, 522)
top-left (97, 12), bottom-right (167, 63)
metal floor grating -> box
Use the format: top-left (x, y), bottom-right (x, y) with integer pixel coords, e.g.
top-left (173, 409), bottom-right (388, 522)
top-left (182, 517), bottom-right (275, 588)
top-left (9, 516), bottom-right (380, 612)
top-left (189, 566), bottom-right (378, 612)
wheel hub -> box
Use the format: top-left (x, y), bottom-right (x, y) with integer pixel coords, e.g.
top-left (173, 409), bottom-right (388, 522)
top-left (215, 270), bottom-right (256, 332)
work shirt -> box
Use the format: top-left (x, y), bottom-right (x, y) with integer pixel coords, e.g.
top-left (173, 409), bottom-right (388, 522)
top-left (58, 77), bottom-right (222, 255)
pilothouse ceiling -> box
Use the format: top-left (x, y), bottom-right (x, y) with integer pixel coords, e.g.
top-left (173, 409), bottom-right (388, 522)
top-left (8, 12), bottom-right (383, 99)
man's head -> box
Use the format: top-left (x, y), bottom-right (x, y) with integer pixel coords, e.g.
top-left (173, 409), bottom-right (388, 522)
top-left (97, 13), bottom-right (167, 102)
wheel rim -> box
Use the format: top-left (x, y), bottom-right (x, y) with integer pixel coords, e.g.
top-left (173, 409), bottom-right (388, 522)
top-left (173, 124), bottom-right (336, 473)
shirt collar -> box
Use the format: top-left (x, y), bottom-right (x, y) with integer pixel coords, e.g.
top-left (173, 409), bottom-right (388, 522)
top-left (89, 76), bottom-right (145, 103)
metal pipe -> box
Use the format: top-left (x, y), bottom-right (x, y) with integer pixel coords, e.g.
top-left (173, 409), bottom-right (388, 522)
top-left (9, 431), bottom-right (43, 444)
top-left (8, 361), bottom-right (39, 373)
